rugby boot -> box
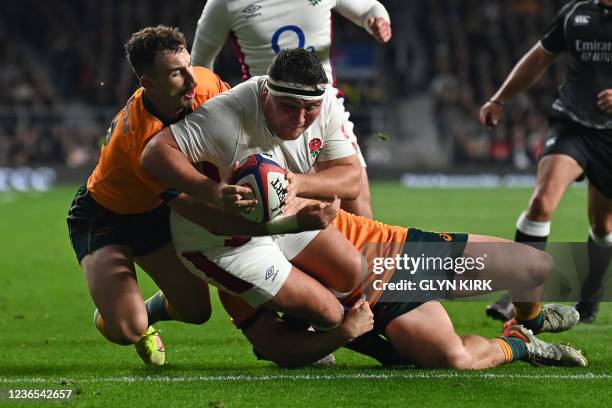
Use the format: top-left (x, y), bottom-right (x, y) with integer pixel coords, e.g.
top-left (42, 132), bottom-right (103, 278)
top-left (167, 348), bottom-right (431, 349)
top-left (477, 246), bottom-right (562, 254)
top-left (486, 294), bottom-right (514, 322)
top-left (504, 325), bottom-right (587, 367)
top-left (135, 326), bottom-right (166, 365)
top-left (575, 301), bottom-right (599, 324)
top-left (536, 304), bottom-right (580, 333)
top-left (252, 347), bottom-right (335, 367)
top-left (502, 304), bottom-right (580, 335)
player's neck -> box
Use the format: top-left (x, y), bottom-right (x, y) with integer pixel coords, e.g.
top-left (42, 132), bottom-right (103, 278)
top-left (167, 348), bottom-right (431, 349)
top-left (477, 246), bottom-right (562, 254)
top-left (143, 90), bottom-right (184, 125)
top-left (600, 0), bottom-right (612, 7)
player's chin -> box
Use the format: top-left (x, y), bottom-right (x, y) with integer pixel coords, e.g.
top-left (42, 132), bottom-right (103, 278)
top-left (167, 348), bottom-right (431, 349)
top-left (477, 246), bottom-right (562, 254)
top-left (280, 127), bottom-right (304, 140)
top-left (180, 95), bottom-right (195, 106)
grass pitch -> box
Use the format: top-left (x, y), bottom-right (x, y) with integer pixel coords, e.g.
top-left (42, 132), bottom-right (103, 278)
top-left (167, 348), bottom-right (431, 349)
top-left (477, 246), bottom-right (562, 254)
top-left (0, 183), bottom-right (610, 407)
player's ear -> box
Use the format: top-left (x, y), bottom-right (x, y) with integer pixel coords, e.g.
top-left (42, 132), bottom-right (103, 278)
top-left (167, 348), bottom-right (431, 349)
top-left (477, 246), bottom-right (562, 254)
top-left (140, 74), bottom-right (153, 89)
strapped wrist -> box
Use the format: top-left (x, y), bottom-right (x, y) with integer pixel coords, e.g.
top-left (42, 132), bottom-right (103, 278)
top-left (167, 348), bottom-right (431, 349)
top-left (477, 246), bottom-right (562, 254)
top-left (266, 214), bottom-right (300, 235)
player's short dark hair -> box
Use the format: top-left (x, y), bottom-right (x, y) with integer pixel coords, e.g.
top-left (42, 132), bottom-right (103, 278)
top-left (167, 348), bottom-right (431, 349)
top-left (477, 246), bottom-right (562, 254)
top-left (267, 48), bottom-right (328, 85)
top-left (125, 25), bottom-right (187, 77)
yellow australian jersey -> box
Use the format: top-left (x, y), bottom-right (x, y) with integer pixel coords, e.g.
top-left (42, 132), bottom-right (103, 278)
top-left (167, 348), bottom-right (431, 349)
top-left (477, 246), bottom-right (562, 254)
top-left (87, 67), bottom-right (229, 214)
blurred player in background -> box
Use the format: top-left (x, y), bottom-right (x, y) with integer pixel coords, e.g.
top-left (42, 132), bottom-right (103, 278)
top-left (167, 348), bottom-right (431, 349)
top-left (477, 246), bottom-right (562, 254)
top-left (191, 0), bottom-right (392, 218)
top-left (480, 0), bottom-right (612, 323)
top-left (67, 25), bottom-right (230, 364)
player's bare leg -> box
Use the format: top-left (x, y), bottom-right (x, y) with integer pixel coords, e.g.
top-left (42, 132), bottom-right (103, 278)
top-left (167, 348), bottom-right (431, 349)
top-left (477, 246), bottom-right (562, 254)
top-left (291, 225), bottom-right (364, 295)
top-left (455, 235), bottom-right (579, 333)
top-left (525, 155), bottom-right (583, 222)
top-left (82, 245), bottom-right (148, 345)
top-left (340, 170), bottom-right (373, 219)
top-left (489, 154), bottom-right (583, 321)
top-left (264, 266), bottom-right (345, 330)
top-left (385, 301), bottom-right (586, 368)
top-left (385, 301), bottom-right (506, 369)
top-left (136, 242), bottom-right (212, 325)
top-left (576, 183), bottom-right (612, 322)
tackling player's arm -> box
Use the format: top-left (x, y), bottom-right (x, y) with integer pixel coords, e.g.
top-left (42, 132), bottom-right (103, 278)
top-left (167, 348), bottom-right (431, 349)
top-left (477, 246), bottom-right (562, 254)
top-left (142, 127), bottom-right (253, 212)
top-left (192, 0), bottom-right (230, 69)
top-left (241, 300), bottom-right (374, 368)
top-left (167, 193), bottom-right (339, 236)
top-left (334, 0), bottom-right (391, 44)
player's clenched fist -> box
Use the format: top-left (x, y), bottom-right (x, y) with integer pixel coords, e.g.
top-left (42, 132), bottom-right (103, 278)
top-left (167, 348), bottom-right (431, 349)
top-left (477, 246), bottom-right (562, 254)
top-left (340, 298), bottom-right (374, 342)
top-left (479, 100), bottom-right (504, 130)
top-left (367, 17), bottom-right (392, 44)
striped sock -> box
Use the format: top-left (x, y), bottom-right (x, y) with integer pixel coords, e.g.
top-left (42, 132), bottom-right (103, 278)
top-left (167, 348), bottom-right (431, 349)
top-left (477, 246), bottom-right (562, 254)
top-left (495, 337), bottom-right (528, 363)
top-left (515, 303), bottom-right (544, 332)
top-left (145, 291), bottom-right (178, 325)
top-left (93, 308), bottom-right (111, 340)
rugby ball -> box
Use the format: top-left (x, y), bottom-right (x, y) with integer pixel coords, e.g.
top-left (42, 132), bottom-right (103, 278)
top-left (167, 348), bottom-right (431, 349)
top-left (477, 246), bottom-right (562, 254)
top-left (230, 154), bottom-right (288, 223)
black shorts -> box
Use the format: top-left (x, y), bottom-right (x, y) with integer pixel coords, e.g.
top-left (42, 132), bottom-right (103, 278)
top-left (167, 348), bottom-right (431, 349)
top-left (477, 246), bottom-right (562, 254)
top-left (67, 186), bottom-right (171, 263)
top-left (372, 229), bottom-right (469, 334)
top-left (540, 114), bottom-right (612, 198)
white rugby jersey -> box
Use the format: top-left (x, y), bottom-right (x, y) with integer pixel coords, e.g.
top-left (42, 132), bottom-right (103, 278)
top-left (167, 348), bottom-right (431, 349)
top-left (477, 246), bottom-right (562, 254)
top-left (170, 76), bottom-right (356, 181)
top-left (192, 0), bottom-right (390, 84)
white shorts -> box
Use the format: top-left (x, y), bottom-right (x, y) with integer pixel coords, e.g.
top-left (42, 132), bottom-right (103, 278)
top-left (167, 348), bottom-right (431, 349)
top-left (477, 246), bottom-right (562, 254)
top-left (170, 211), bottom-right (320, 307)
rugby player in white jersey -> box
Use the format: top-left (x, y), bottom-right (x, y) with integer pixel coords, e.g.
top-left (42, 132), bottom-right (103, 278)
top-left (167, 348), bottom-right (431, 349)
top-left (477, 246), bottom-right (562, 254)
top-left (142, 49), bottom-right (366, 330)
top-left (191, 0), bottom-right (392, 218)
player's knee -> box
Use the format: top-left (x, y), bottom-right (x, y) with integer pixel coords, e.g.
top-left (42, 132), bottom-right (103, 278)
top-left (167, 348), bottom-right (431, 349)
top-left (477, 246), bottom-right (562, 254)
top-left (531, 250), bottom-right (553, 286)
top-left (104, 317), bottom-right (148, 345)
top-left (312, 300), bottom-right (344, 329)
top-left (528, 195), bottom-right (556, 220)
top-left (178, 305), bottom-right (212, 325)
top-left (343, 258), bottom-right (365, 294)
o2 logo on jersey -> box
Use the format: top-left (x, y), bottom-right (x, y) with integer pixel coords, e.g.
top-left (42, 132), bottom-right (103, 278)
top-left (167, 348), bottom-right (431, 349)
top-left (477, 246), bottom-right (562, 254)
top-left (271, 25), bottom-right (315, 54)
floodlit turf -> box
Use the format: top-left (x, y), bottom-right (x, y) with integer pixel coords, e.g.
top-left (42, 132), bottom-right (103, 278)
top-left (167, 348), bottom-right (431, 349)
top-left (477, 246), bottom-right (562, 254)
top-left (1, 183), bottom-right (610, 407)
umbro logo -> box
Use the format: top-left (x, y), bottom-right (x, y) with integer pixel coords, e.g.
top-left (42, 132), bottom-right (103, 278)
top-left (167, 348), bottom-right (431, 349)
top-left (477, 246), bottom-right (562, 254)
top-left (545, 137), bottom-right (557, 148)
top-left (265, 266), bottom-right (278, 282)
top-left (243, 4), bottom-right (262, 14)
top-left (574, 15), bottom-right (590, 25)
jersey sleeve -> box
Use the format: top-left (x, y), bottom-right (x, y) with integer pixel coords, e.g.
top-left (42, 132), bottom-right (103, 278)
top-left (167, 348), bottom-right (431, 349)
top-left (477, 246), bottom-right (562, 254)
top-left (333, 0), bottom-right (390, 35)
top-left (540, 0), bottom-right (578, 54)
top-left (192, 0), bottom-right (230, 70)
top-left (317, 95), bottom-right (357, 162)
top-left (170, 97), bottom-right (241, 165)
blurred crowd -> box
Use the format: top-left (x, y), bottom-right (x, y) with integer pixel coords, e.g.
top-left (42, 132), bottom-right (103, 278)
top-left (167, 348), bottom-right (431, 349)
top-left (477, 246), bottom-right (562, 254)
top-left (416, 0), bottom-right (567, 168)
top-left (0, 0), bottom-right (569, 169)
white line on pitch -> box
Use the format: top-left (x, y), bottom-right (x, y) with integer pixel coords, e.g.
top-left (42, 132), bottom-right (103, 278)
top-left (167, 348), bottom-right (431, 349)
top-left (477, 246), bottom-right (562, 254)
top-left (1, 372), bottom-right (610, 383)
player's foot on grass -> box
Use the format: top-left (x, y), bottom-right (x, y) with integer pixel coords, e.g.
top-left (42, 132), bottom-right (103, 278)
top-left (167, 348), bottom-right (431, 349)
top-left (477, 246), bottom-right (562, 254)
top-left (503, 304), bottom-right (580, 335)
top-left (253, 347), bottom-right (335, 367)
top-left (575, 301), bottom-right (599, 324)
top-left (537, 304), bottom-right (580, 333)
top-left (504, 324), bottom-right (587, 367)
top-left (135, 326), bottom-right (165, 365)
top-left (486, 294), bottom-right (514, 322)
top-left (311, 354), bottom-right (336, 367)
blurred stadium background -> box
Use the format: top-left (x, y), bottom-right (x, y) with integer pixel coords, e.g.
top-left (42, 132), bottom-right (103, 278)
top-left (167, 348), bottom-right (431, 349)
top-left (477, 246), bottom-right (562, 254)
top-left (0, 0), bottom-right (569, 191)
